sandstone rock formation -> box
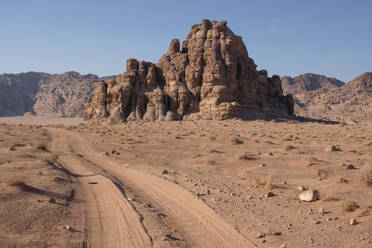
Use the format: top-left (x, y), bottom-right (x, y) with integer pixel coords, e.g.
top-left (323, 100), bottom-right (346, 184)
top-left (283, 72), bottom-right (372, 123)
top-left (0, 72), bottom-right (102, 117)
top-left (84, 20), bottom-right (294, 123)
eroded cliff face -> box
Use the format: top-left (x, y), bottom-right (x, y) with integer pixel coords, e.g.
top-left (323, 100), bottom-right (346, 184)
top-left (0, 72), bottom-right (99, 117)
top-left (84, 20), bottom-right (293, 124)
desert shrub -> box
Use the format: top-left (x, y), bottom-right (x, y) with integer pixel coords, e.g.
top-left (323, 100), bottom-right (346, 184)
top-left (230, 136), bottom-right (244, 145)
top-left (342, 201), bottom-right (359, 212)
top-left (317, 168), bottom-right (329, 179)
top-left (360, 164), bottom-right (372, 186)
top-left (246, 174), bottom-right (273, 189)
top-left (237, 152), bottom-right (255, 160)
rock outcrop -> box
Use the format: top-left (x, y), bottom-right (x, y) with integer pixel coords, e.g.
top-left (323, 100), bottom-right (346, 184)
top-left (84, 20), bottom-right (294, 123)
top-left (282, 73), bottom-right (345, 95)
top-left (0, 72), bottom-right (102, 117)
top-left (283, 72), bottom-right (372, 123)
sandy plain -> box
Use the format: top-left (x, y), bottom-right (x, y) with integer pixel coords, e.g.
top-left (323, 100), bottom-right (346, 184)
top-left (0, 117), bottom-right (371, 247)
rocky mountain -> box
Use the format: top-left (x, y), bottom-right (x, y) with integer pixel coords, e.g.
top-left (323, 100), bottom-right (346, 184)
top-left (282, 73), bottom-right (345, 95)
top-left (84, 19), bottom-right (294, 124)
top-left (0, 72), bottom-right (102, 117)
top-left (283, 72), bottom-right (372, 123)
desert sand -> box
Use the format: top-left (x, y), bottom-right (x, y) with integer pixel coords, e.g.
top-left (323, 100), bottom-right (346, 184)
top-left (1, 118), bottom-right (371, 247)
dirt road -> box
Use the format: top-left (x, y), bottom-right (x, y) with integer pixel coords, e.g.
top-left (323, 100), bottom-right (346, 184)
top-left (49, 128), bottom-right (256, 248)
top-left (50, 130), bottom-right (153, 248)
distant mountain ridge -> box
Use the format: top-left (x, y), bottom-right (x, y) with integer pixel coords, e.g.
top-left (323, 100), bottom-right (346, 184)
top-left (281, 73), bottom-right (345, 95)
top-left (0, 71), bottom-right (112, 117)
top-left (282, 72), bottom-right (372, 123)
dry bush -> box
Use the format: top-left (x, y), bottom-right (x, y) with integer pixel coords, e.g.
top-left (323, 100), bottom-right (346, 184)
top-left (246, 174), bottom-right (273, 189)
top-left (360, 164), bottom-right (372, 186)
top-left (317, 168), bottom-right (329, 180)
top-left (237, 152), bottom-right (255, 160)
top-left (342, 201), bottom-right (359, 212)
top-left (230, 136), bottom-right (244, 145)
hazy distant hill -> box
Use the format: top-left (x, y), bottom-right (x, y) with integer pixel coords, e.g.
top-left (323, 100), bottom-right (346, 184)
top-left (283, 72), bottom-right (372, 123)
top-left (0, 71), bottom-right (102, 117)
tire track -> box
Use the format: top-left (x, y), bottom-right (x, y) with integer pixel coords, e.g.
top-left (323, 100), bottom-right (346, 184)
top-left (49, 129), bottom-right (153, 248)
top-left (52, 128), bottom-right (257, 248)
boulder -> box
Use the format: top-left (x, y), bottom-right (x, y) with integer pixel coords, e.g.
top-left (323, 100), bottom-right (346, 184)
top-left (299, 190), bottom-right (319, 202)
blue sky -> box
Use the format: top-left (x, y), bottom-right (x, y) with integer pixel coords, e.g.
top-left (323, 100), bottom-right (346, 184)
top-left (1, 0), bottom-right (371, 82)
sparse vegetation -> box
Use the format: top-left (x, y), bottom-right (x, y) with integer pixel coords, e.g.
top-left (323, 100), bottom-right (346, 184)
top-left (246, 174), bottom-right (273, 189)
top-left (360, 164), bottom-right (372, 186)
top-left (317, 168), bottom-right (329, 180)
top-left (342, 201), bottom-right (360, 212)
top-left (230, 136), bottom-right (243, 145)
top-left (237, 152), bottom-right (255, 160)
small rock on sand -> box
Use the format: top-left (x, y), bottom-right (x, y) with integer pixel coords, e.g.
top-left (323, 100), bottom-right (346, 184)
top-left (299, 190), bottom-right (319, 202)
top-left (318, 207), bottom-right (325, 214)
top-left (350, 218), bottom-right (357, 225)
top-left (325, 145), bottom-right (341, 152)
top-left (346, 164), bottom-right (356, 170)
top-left (265, 192), bottom-right (274, 198)
top-left (256, 232), bottom-right (266, 238)
top-left (296, 185), bottom-right (305, 191)
top-left (266, 228), bottom-right (281, 236)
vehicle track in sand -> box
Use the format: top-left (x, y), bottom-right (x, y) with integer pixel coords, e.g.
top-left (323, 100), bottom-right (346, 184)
top-left (49, 128), bottom-right (257, 248)
top-left (50, 130), bottom-right (153, 248)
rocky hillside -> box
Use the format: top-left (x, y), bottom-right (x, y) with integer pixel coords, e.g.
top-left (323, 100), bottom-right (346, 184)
top-left (84, 19), bottom-right (294, 124)
top-left (283, 72), bottom-right (372, 123)
top-left (282, 73), bottom-right (345, 95)
top-left (0, 72), bottom-right (100, 117)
